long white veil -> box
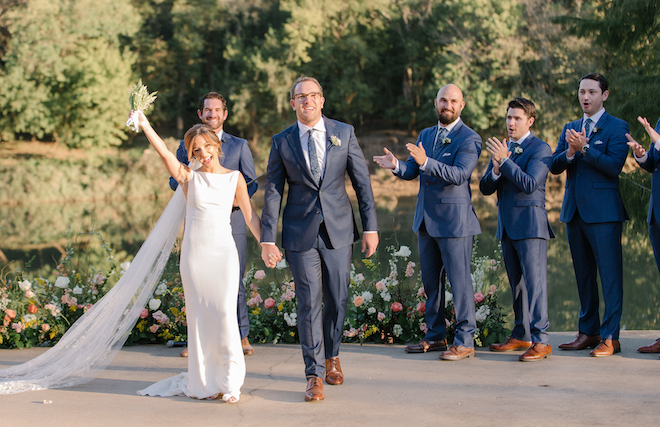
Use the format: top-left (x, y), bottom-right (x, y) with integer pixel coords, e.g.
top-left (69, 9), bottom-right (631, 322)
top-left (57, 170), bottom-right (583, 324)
top-left (0, 187), bottom-right (186, 394)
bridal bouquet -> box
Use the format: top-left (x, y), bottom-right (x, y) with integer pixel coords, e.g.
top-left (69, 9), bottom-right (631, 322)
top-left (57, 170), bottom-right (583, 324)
top-left (125, 79), bottom-right (157, 132)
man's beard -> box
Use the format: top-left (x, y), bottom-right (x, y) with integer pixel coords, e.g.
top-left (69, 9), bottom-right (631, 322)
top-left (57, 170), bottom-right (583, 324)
top-left (437, 109), bottom-right (459, 125)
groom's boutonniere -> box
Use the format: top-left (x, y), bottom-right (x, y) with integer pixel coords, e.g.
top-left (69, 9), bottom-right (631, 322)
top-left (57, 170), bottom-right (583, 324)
top-left (443, 137), bottom-right (451, 145)
top-left (514, 146), bottom-right (523, 155)
top-left (591, 126), bottom-right (599, 134)
top-left (330, 135), bottom-right (341, 146)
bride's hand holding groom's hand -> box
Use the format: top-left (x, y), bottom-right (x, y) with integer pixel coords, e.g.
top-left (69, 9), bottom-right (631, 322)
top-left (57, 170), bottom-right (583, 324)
top-left (261, 244), bottom-right (283, 269)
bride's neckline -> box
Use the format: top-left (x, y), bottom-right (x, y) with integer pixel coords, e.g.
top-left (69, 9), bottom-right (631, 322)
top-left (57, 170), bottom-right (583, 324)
top-left (195, 169), bottom-right (235, 175)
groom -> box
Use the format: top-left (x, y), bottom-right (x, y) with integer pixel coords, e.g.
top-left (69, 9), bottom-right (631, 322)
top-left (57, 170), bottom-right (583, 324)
top-left (261, 76), bottom-right (379, 402)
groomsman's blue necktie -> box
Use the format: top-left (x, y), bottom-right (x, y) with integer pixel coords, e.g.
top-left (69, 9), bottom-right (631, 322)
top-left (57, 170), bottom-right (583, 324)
top-left (308, 129), bottom-right (321, 184)
top-left (432, 127), bottom-right (447, 158)
top-left (584, 118), bottom-right (593, 138)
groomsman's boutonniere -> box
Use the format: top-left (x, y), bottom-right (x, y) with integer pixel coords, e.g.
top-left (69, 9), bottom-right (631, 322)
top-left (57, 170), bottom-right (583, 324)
top-left (514, 146), bottom-right (523, 155)
top-left (443, 137), bottom-right (451, 145)
top-left (330, 135), bottom-right (341, 146)
top-left (592, 126), bottom-right (599, 134)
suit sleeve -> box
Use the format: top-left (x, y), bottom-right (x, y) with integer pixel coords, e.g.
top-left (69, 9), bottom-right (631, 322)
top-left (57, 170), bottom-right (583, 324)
top-left (550, 124), bottom-right (571, 175)
top-left (581, 120), bottom-right (630, 178)
top-left (345, 127), bottom-right (379, 232)
top-left (260, 138), bottom-right (286, 244)
top-left (499, 143), bottom-right (552, 194)
top-left (479, 158), bottom-right (499, 196)
top-left (237, 139), bottom-right (258, 198)
top-left (169, 140), bottom-right (188, 191)
top-left (421, 133), bottom-right (480, 186)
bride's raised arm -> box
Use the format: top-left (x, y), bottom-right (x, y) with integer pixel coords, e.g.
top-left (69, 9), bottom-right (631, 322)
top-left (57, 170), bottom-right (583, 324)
top-left (133, 111), bottom-right (190, 184)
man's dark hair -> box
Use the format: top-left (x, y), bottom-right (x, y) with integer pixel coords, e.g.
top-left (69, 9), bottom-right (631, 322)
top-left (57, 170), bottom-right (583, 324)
top-left (508, 97), bottom-right (536, 121)
top-left (198, 92), bottom-right (228, 112)
top-left (290, 76), bottom-right (323, 100)
top-left (579, 73), bottom-right (608, 93)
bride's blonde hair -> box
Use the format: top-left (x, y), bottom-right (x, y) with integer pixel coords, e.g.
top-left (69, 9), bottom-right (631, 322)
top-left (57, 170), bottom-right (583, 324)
top-left (183, 124), bottom-right (223, 164)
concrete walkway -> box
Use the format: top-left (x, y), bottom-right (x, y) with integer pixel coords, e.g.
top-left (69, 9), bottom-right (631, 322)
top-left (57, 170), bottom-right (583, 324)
top-left (1, 331), bottom-right (659, 427)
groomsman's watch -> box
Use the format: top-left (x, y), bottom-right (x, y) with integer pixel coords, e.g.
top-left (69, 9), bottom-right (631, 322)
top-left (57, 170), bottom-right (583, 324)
top-left (581, 144), bottom-right (590, 155)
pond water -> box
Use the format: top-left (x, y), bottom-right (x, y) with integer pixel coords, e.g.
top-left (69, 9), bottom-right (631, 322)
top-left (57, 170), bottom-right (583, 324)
top-left (1, 186), bottom-right (658, 331)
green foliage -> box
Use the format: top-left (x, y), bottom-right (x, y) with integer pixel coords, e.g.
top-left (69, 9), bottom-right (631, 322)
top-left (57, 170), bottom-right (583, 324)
top-left (0, 0), bottom-right (140, 147)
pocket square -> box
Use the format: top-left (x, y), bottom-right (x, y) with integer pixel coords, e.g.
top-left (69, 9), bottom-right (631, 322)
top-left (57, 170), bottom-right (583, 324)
top-left (442, 152), bottom-right (451, 157)
top-left (593, 140), bottom-right (603, 145)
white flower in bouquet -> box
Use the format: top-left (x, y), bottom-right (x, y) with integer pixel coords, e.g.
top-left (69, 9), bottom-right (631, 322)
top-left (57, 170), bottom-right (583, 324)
top-left (284, 312), bottom-right (297, 327)
top-left (393, 246), bottom-right (412, 257)
top-left (276, 259), bottom-right (288, 270)
top-left (54, 276), bottom-right (70, 289)
top-left (381, 291), bottom-right (391, 302)
top-left (361, 291), bottom-right (373, 302)
top-left (393, 324), bottom-right (403, 337)
top-left (120, 261), bottom-right (131, 276)
top-left (125, 80), bottom-right (157, 133)
top-left (18, 280), bottom-right (31, 291)
top-left (154, 282), bottom-right (168, 296)
top-left (72, 286), bottom-right (83, 295)
top-left (445, 290), bottom-right (453, 304)
top-left (148, 298), bottom-right (161, 310)
top-left (368, 307), bottom-right (376, 314)
top-left (475, 305), bottom-right (491, 322)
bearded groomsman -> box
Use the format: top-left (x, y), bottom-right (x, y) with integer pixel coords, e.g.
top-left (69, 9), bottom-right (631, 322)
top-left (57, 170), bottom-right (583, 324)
top-left (374, 83), bottom-right (480, 361)
top-left (480, 98), bottom-right (554, 361)
top-left (550, 73), bottom-right (629, 357)
top-left (170, 92), bottom-right (258, 356)
top-left (261, 76), bottom-right (379, 401)
top-left (626, 116), bottom-right (660, 357)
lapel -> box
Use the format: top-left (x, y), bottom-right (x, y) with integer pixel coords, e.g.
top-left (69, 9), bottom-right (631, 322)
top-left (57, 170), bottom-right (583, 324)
top-left (510, 133), bottom-right (531, 163)
top-left (323, 118), bottom-right (338, 183)
top-left (285, 123), bottom-right (316, 185)
top-left (432, 120), bottom-right (461, 159)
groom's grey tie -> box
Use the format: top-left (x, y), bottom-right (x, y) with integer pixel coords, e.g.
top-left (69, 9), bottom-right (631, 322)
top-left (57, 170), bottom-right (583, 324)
top-left (308, 129), bottom-right (321, 185)
top-left (432, 127), bottom-right (447, 158)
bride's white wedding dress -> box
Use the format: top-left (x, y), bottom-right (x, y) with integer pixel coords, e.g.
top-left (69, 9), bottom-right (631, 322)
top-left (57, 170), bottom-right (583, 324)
top-left (138, 170), bottom-right (245, 400)
top-left (0, 170), bottom-right (245, 400)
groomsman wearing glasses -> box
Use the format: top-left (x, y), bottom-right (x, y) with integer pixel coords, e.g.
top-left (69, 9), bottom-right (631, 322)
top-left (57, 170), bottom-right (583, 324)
top-left (480, 98), bottom-right (554, 361)
top-left (373, 84), bottom-right (481, 361)
top-left (550, 73), bottom-right (629, 357)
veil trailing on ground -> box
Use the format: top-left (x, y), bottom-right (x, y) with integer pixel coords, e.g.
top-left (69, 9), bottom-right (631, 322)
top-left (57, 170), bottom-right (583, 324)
top-left (0, 188), bottom-right (186, 394)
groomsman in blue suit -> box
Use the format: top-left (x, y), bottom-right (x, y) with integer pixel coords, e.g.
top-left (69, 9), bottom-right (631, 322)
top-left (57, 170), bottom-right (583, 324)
top-left (169, 92), bottom-right (258, 356)
top-left (479, 98), bottom-right (554, 361)
top-left (550, 73), bottom-right (629, 357)
top-left (373, 84), bottom-right (480, 361)
top-left (261, 76), bottom-right (379, 401)
top-left (626, 116), bottom-right (660, 356)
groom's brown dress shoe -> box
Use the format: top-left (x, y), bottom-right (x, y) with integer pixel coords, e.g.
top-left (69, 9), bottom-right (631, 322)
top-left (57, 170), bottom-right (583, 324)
top-left (325, 357), bottom-right (344, 385)
top-left (305, 377), bottom-right (324, 402)
top-left (242, 337), bottom-right (254, 356)
top-left (637, 338), bottom-right (660, 353)
top-left (590, 339), bottom-right (621, 357)
top-left (404, 339), bottom-right (448, 353)
top-left (519, 343), bottom-right (552, 361)
top-left (490, 337), bottom-right (532, 352)
top-left (558, 333), bottom-right (601, 350)
top-left (440, 345), bottom-right (474, 361)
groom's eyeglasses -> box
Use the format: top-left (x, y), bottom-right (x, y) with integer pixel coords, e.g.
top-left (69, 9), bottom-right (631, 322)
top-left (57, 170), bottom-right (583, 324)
top-left (293, 92), bottom-right (322, 101)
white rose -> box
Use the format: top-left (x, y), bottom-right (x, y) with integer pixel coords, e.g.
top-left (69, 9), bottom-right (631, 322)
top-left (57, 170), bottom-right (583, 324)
top-left (18, 280), bottom-right (32, 291)
top-left (367, 307), bottom-right (376, 315)
top-left (148, 298), bottom-right (161, 310)
top-left (54, 277), bottom-right (70, 288)
top-left (381, 291), bottom-right (391, 302)
top-left (393, 246), bottom-right (412, 257)
top-left (275, 259), bottom-right (288, 270)
top-left (72, 286), bottom-right (83, 295)
top-left (361, 291), bottom-right (373, 302)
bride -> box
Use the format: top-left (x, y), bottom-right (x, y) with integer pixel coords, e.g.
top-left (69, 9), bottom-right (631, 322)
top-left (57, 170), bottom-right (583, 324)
top-left (0, 112), bottom-right (280, 402)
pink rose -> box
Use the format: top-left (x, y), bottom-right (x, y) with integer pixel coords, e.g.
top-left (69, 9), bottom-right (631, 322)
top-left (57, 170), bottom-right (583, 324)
top-left (5, 309), bottom-right (16, 319)
top-left (149, 324), bottom-right (159, 333)
top-left (391, 302), bottom-right (403, 312)
top-left (416, 301), bottom-right (426, 313)
top-left (377, 312), bottom-right (386, 322)
top-left (353, 295), bottom-right (364, 307)
top-left (264, 298), bottom-right (276, 309)
top-left (488, 285), bottom-right (497, 295)
top-left (27, 304), bottom-right (38, 314)
top-left (140, 308), bottom-right (149, 319)
top-left (254, 270), bottom-right (267, 281)
top-left (42, 324), bottom-right (50, 332)
top-left (375, 281), bottom-right (386, 291)
top-left (417, 287), bottom-right (426, 298)
top-left (25, 290), bottom-right (35, 298)
top-left (474, 292), bottom-right (485, 303)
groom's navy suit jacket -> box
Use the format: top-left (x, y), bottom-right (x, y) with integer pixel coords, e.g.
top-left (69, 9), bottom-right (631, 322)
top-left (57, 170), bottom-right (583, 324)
top-left (261, 117), bottom-right (378, 251)
top-left (479, 134), bottom-right (554, 241)
top-left (397, 119), bottom-right (481, 238)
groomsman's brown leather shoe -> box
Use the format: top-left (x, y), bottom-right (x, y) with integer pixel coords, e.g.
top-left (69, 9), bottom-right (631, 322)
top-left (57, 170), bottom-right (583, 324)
top-left (325, 357), bottom-right (344, 385)
top-left (440, 345), bottom-right (474, 361)
top-left (242, 337), bottom-right (254, 356)
top-left (180, 348), bottom-right (188, 357)
top-left (490, 337), bottom-right (532, 352)
top-left (637, 338), bottom-right (660, 353)
top-left (590, 339), bottom-right (621, 357)
top-left (304, 377), bottom-right (324, 402)
top-left (558, 333), bottom-right (601, 350)
top-left (519, 343), bottom-right (552, 361)
top-left (404, 339), bottom-right (448, 353)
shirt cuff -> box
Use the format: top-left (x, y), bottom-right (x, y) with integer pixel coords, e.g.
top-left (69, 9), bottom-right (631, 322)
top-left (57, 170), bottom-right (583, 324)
top-left (491, 169), bottom-right (501, 180)
top-left (635, 152), bottom-right (649, 163)
top-left (261, 242), bottom-right (276, 245)
top-left (566, 152), bottom-right (576, 162)
top-left (419, 158), bottom-right (429, 171)
top-left (654, 138), bottom-right (660, 152)
top-left (364, 231), bottom-right (378, 234)
top-left (392, 159), bottom-right (400, 174)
